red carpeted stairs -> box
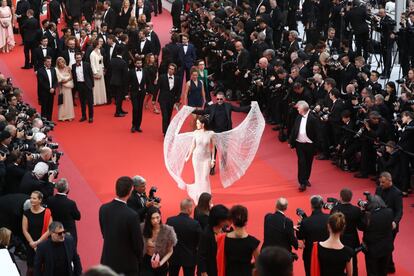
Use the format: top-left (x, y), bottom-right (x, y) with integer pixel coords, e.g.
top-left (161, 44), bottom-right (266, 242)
top-left (1, 10), bottom-right (413, 276)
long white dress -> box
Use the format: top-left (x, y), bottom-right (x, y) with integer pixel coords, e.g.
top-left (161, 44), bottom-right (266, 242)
top-left (90, 49), bottom-right (107, 105)
top-left (187, 130), bottom-right (214, 203)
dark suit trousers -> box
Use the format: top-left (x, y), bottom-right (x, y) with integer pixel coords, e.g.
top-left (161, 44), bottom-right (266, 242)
top-left (41, 92), bottom-right (55, 121)
top-left (23, 41), bottom-right (36, 67)
top-left (355, 32), bottom-right (369, 60)
top-left (365, 253), bottom-right (389, 276)
top-left (78, 82), bottom-right (94, 118)
top-left (131, 92), bottom-right (145, 129)
top-left (169, 265), bottom-right (195, 276)
top-left (112, 85), bottom-right (125, 114)
top-left (295, 142), bottom-right (315, 186)
top-left (160, 100), bottom-right (174, 134)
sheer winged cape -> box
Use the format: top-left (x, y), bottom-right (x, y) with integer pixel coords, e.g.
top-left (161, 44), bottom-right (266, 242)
top-left (164, 102), bottom-right (265, 190)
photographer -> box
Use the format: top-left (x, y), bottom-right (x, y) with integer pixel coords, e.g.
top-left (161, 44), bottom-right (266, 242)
top-left (331, 188), bottom-right (362, 276)
top-left (400, 69), bottom-right (414, 94)
top-left (296, 195), bottom-right (329, 276)
top-left (344, 0), bottom-right (370, 60)
top-left (19, 161), bottom-right (55, 201)
top-left (375, 172), bottom-right (403, 274)
top-left (262, 197), bottom-right (298, 254)
top-left (374, 9), bottom-right (396, 79)
top-left (359, 195), bottom-right (394, 276)
top-left (396, 111), bottom-right (414, 194)
top-left (377, 141), bottom-right (401, 188)
top-left (126, 175), bottom-right (159, 222)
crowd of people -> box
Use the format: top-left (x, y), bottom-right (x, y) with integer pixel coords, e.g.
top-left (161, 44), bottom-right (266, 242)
top-left (0, 0), bottom-right (413, 275)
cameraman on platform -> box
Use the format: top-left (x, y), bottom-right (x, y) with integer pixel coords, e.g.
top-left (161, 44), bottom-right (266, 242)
top-left (127, 175), bottom-right (160, 222)
top-left (375, 172), bottom-right (403, 274)
top-left (331, 188), bottom-right (362, 276)
top-left (296, 195), bottom-right (329, 276)
top-left (360, 195), bottom-right (394, 276)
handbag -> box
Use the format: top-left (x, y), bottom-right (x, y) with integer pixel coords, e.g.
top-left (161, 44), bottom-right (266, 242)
top-left (58, 93), bottom-right (64, 105)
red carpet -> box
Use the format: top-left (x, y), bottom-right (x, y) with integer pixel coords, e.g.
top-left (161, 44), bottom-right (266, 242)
top-left (1, 11), bottom-right (414, 275)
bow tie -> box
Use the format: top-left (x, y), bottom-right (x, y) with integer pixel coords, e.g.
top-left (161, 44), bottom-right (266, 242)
top-left (183, 44), bottom-right (188, 46)
top-left (169, 77), bottom-right (173, 79)
top-left (42, 47), bottom-right (47, 49)
top-left (69, 49), bottom-right (75, 53)
top-left (76, 64), bottom-right (82, 67)
top-left (136, 69), bottom-right (142, 71)
top-left (45, 67), bottom-right (51, 70)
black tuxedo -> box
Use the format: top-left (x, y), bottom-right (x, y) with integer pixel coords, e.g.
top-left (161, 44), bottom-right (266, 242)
top-left (45, 30), bottom-right (60, 55)
top-left (99, 200), bottom-right (143, 275)
top-left (166, 213), bottom-right (202, 275)
top-left (103, 8), bottom-right (117, 31)
top-left (135, 4), bottom-right (152, 22)
top-left (126, 190), bottom-right (148, 222)
top-left (262, 211), bottom-right (298, 252)
top-left (72, 62), bottom-right (94, 119)
top-left (34, 236), bottom-right (82, 276)
top-left (110, 56), bottom-right (129, 115)
top-left (289, 112), bottom-right (321, 187)
top-left (15, 0), bottom-right (30, 40)
top-left (65, 0), bottom-right (82, 22)
top-left (33, 46), bottom-right (54, 72)
top-left (47, 194), bottom-right (81, 243)
top-left (178, 43), bottom-right (197, 81)
top-left (148, 31), bottom-right (161, 56)
top-left (375, 186), bottom-right (403, 228)
top-left (37, 66), bottom-right (58, 120)
top-left (136, 39), bottom-right (153, 57)
top-left (340, 63), bottom-right (357, 92)
top-left (21, 16), bottom-right (40, 67)
top-left (128, 67), bottom-right (148, 130)
top-left (59, 48), bottom-right (79, 67)
top-left (158, 73), bottom-right (181, 134)
top-left (171, 0), bottom-right (183, 28)
top-left (48, 0), bottom-right (61, 24)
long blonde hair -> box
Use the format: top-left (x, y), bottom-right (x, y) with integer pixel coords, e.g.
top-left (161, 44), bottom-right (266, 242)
top-left (0, 227), bottom-right (12, 247)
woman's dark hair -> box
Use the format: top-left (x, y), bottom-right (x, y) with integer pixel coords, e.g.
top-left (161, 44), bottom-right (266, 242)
top-left (328, 212), bottom-right (346, 234)
top-left (386, 81), bottom-right (396, 93)
top-left (197, 116), bottom-right (209, 126)
top-left (196, 193), bottom-right (211, 215)
top-left (143, 207), bottom-right (162, 238)
top-left (208, 204), bottom-right (229, 227)
top-left (229, 205), bottom-right (248, 228)
top-left (92, 39), bottom-right (100, 49)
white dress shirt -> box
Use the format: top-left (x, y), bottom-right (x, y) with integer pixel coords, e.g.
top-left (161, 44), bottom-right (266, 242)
top-left (296, 111), bottom-right (313, 143)
top-left (136, 69), bottom-right (143, 83)
top-left (42, 47), bottom-right (47, 57)
top-left (75, 62), bottom-right (85, 82)
top-left (69, 50), bottom-right (76, 67)
top-left (140, 40), bottom-right (146, 51)
top-left (45, 68), bottom-right (52, 88)
top-left (183, 44), bottom-right (188, 54)
top-left (168, 75), bottom-right (174, 90)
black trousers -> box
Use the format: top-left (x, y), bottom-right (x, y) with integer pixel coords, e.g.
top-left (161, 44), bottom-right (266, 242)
top-left (380, 39), bottom-right (393, 76)
top-left (168, 265), bottom-right (195, 276)
top-left (41, 93), bottom-right (55, 121)
top-left (355, 32), bottom-right (370, 60)
top-left (295, 142), bottom-right (315, 186)
top-left (112, 85), bottom-right (125, 114)
top-left (365, 253), bottom-right (390, 276)
top-left (23, 41), bottom-right (36, 67)
top-left (142, 254), bottom-right (168, 276)
top-left (131, 92), bottom-right (145, 129)
top-left (78, 82), bottom-right (94, 119)
top-left (160, 100), bottom-right (174, 134)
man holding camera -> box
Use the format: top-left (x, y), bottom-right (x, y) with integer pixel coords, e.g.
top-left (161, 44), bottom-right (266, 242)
top-left (296, 195), bottom-right (329, 276)
top-left (262, 197), bottom-right (298, 255)
top-left (375, 172), bottom-right (403, 273)
top-left (331, 188), bottom-right (362, 276)
top-left (375, 9), bottom-right (396, 79)
top-left (396, 111), bottom-right (414, 195)
top-left (127, 175), bottom-right (159, 222)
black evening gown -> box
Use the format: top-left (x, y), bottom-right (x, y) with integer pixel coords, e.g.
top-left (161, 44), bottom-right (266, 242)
top-left (317, 243), bottom-right (354, 276)
top-left (224, 235), bottom-right (260, 276)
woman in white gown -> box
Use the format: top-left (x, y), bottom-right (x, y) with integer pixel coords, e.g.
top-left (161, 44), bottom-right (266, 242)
top-left (184, 116), bottom-right (215, 203)
top-left (90, 38), bottom-right (107, 105)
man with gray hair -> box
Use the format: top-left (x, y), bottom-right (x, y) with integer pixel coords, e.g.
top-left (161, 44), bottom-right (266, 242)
top-left (166, 199), bottom-right (202, 276)
top-left (19, 161), bottom-right (55, 199)
top-left (34, 221), bottom-right (82, 275)
top-left (47, 178), bottom-right (81, 244)
top-left (262, 197), bottom-right (298, 254)
top-left (127, 175), bottom-right (157, 221)
top-left (289, 100), bottom-right (321, 191)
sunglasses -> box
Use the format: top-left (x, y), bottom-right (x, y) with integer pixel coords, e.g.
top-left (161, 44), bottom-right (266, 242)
top-left (54, 231), bottom-right (65, 236)
top-left (217, 98), bottom-right (224, 101)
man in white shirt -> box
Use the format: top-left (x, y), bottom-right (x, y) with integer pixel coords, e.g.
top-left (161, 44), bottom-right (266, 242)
top-left (37, 56), bottom-right (58, 120)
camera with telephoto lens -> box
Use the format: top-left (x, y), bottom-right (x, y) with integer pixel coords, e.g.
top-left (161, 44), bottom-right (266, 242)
top-left (148, 186), bottom-right (161, 203)
top-left (357, 191), bottom-right (371, 208)
top-left (46, 143), bottom-right (59, 150)
top-left (396, 78), bottom-right (406, 84)
top-left (296, 208), bottom-right (308, 219)
top-left (323, 197), bottom-right (340, 210)
top-left (53, 151), bottom-right (64, 163)
top-left (48, 169), bottom-right (59, 178)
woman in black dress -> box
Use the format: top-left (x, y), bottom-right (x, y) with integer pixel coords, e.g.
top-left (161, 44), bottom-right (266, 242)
top-left (144, 53), bottom-right (160, 114)
top-left (116, 0), bottom-right (132, 29)
top-left (22, 191), bottom-right (53, 275)
top-left (194, 192), bottom-right (211, 230)
top-left (314, 212), bottom-right (353, 276)
top-left (218, 205), bottom-right (260, 276)
top-left (183, 67), bottom-right (206, 128)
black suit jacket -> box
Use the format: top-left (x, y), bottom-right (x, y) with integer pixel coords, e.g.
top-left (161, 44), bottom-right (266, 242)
top-left (171, 0), bottom-right (183, 28)
top-left (397, 120), bottom-right (414, 152)
top-left (149, 31), bottom-right (161, 56)
top-left (59, 48), bottom-right (80, 66)
top-left (103, 8), bottom-right (117, 31)
top-left (236, 49), bottom-right (251, 71)
top-left (5, 163), bottom-right (26, 194)
top-left (33, 47), bottom-right (54, 71)
top-left (166, 213), bottom-right (202, 267)
top-left (126, 190), bottom-right (147, 222)
top-left (47, 194), bottom-right (81, 240)
top-left (19, 172), bottom-right (54, 200)
top-left (375, 186), bottom-right (403, 226)
top-left (346, 5), bottom-right (369, 35)
top-left (45, 30), bottom-right (60, 52)
top-left (34, 236), bottom-right (82, 276)
top-left (128, 67), bottom-right (148, 94)
top-left (37, 66), bottom-right (58, 101)
top-left (135, 4), bottom-right (152, 22)
top-left (158, 74), bottom-right (181, 104)
top-left (21, 17), bottom-right (40, 43)
top-left (331, 203), bottom-right (362, 247)
top-left (99, 200), bottom-right (143, 274)
top-left (178, 43), bottom-right (197, 69)
top-left (136, 39), bottom-right (153, 57)
top-left (197, 226), bottom-right (217, 276)
top-left (289, 112), bottom-right (321, 148)
top-left (262, 211), bottom-right (298, 252)
top-left (72, 62), bottom-right (94, 91)
top-left (110, 56), bottom-right (129, 86)
top-left (48, 0), bottom-right (61, 23)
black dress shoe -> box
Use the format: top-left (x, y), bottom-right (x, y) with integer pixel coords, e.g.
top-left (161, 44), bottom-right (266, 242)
top-left (88, 118), bottom-right (93, 123)
top-left (210, 167), bottom-right (215, 175)
top-left (79, 117), bottom-right (87, 122)
top-left (131, 127), bottom-right (136, 133)
top-left (354, 173), bottom-right (368, 179)
top-left (114, 113), bottom-right (126, 117)
top-left (136, 128), bottom-right (143, 132)
top-left (298, 185), bottom-right (306, 192)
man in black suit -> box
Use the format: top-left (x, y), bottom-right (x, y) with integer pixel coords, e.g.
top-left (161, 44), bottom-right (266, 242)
top-left (37, 56), bottom-right (58, 120)
top-left (345, 0), bottom-right (370, 59)
top-left (65, 0), bottom-right (82, 26)
top-left (21, 9), bottom-right (39, 69)
top-left (296, 196), bottom-right (329, 276)
top-left (33, 36), bottom-right (54, 72)
top-left (167, 199), bottom-right (202, 276)
top-left (135, 0), bottom-right (152, 22)
top-left (331, 188), bottom-right (362, 276)
top-left (72, 52), bottom-right (94, 123)
top-left (127, 175), bottom-right (158, 222)
top-left (288, 101), bottom-right (321, 191)
top-left (34, 221), bottom-right (82, 275)
top-left (45, 23), bottom-right (59, 56)
top-left (99, 176), bottom-right (143, 276)
top-left (15, 0), bottom-right (30, 42)
top-left (146, 22), bottom-right (161, 59)
top-left (178, 34), bottom-right (197, 82)
top-left (262, 197), bottom-right (298, 254)
top-left (375, 172), bottom-right (403, 273)
top-left (48, 0), bottom-right (61, 24)
top-left (59, 37), bottom-right (78, 67)
top-left (129, 58), bottom-right (148, 133)
top-left (340, 55), bottom-right (357, 92)
top-left (104, 34), bottom-right (119, 104)
top-left (136, 29), bottom-right (153, 59)
top-left (171, 0), bottom-right (183, 29)
top-left (397, 111), bottom-right (414, 194)
top-left (47, 179), bottom-right (81, 245)
top-left (158, 63), bottom-right (181, 135)
top-left (28, 0), bottom-right (41, 22)
top-left (110, 48), bottom-right (129, 117)
top-left (102, 0), bottom-right (117, 33)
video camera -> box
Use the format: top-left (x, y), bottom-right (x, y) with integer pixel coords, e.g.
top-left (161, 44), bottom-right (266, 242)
top-left (322, 197), bottom-right (340, 210)
top-left (357, 191), bottom-right (372, 208)
top-left (148, 186), bottom-right (161, 203)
